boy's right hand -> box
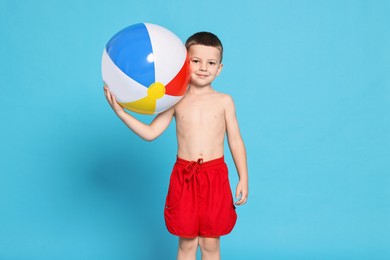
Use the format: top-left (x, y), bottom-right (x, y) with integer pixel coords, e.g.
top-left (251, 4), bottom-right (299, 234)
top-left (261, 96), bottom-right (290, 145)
top-left (104, 85), bottom-right (125, 115)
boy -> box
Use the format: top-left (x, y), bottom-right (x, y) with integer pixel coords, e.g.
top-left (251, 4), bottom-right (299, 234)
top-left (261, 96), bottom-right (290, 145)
top-left (104, 32), bottom-right (248, 260)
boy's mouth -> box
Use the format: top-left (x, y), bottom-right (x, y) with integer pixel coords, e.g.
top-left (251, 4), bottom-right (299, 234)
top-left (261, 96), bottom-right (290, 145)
top-left (195, 73), bottom-right (209, 78)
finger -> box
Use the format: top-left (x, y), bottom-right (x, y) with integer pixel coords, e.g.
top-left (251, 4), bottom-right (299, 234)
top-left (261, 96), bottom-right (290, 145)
top-left (235, 190), bottom-right (248, 205)
top-left (106, 90), bottom-right (114, 104)
top-left (111, 93), bottom-right (117, 103)
top-left (105, 87), bottom-right (116, 103)
top-left (235, 189), bottom-right (242, 204)
top-left (235, 196), bottom-right (247, 206)
top-left (235, 196), bottom-right (244, 205)
top-left (103, 86), bottom-right (110, 98)
top-left (235, 186), bottom-right (242, 199)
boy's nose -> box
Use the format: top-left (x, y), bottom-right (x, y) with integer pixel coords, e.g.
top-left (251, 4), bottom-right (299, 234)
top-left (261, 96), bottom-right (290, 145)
top-left (199, 64), bottom-right (207, 71)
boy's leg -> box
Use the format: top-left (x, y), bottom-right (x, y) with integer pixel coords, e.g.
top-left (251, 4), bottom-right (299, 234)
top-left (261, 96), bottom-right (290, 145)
top-left (199, 237), bottom-right (220, 260)
top-left (177, 237), bottom-right (199, 260)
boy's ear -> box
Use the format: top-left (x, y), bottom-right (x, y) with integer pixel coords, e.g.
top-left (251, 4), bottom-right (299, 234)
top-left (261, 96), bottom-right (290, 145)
top-left (216, 63), bottom-right (223, 76)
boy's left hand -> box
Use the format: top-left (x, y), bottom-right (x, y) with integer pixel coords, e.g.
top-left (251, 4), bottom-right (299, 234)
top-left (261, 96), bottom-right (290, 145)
top-left (235, 180), bottom-right (248, 205)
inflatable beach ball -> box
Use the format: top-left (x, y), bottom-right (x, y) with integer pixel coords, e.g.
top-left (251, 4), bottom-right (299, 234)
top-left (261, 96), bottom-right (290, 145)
top-left (102, 23), bottom-right (190, 114)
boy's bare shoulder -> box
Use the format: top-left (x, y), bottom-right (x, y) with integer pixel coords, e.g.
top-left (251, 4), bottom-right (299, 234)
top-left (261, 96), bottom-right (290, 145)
top-left (212, 91), bottom-right (235, 107)
top-left (211, 90), bottom-right (232, 99)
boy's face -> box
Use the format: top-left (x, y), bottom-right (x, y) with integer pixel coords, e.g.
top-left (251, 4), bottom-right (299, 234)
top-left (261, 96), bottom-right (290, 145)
top-left (188, 44), bottom-right (223, 87)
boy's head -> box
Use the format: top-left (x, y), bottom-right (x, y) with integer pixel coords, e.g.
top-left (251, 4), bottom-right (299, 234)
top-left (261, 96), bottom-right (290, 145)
top-left (185, 32), bottom-right (223, 63)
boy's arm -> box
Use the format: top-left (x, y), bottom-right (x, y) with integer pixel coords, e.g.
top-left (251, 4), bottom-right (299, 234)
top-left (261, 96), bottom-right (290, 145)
top-left (224, 95), bottom-right (248, 205)
top-left (104, 86), bottom-right (174, 141)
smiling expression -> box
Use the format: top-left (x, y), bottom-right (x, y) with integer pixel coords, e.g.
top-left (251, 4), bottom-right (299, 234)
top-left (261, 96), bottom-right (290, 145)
top-left (188, 44), bottom-right (223, 88)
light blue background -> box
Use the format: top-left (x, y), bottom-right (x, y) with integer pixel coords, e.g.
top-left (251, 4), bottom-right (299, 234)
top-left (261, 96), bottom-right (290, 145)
top-left (1, 0), bottom-right (389, 259)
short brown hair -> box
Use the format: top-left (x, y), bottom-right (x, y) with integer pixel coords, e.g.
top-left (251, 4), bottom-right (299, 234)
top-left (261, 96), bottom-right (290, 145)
top-left (185, 32), bottom-right (223, 62)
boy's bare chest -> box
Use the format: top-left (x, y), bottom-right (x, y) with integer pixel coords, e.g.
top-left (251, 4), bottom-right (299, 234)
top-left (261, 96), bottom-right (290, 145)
top-left (175, 97), bottom-right (225, 124)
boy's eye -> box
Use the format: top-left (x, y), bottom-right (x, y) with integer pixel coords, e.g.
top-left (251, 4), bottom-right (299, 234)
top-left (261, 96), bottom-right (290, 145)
top-left (191, 59), bottom-right (200, 63)
top-left (209, 62), bottom-right (216, 65)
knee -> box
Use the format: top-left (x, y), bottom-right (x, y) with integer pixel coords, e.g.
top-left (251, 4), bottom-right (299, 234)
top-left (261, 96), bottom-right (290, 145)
top-left (199, 237), bottom-right (220, 254)
top-left (178, 237), bottom-right (199, 253)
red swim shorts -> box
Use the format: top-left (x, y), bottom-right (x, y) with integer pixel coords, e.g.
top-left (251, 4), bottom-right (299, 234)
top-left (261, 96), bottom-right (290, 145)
top-left (164, 156), bottom-right (237, 238)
